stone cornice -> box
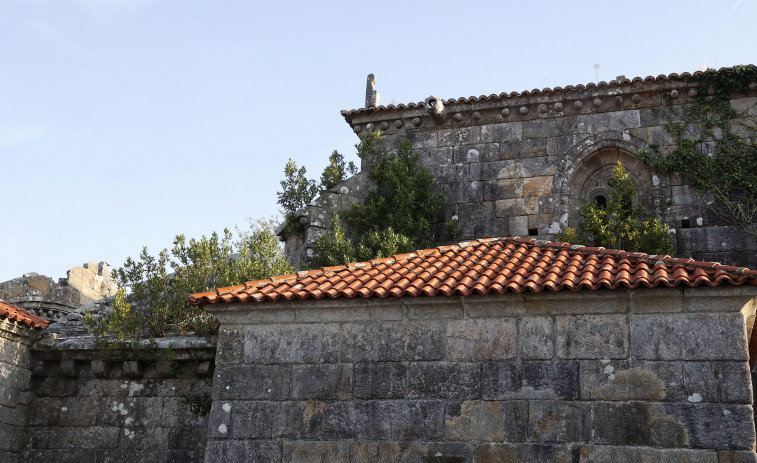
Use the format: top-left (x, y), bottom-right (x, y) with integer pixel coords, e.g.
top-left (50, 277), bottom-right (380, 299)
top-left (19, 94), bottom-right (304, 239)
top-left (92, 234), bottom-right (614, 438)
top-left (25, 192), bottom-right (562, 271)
top-left (341, 67), bottom-right (757, 135)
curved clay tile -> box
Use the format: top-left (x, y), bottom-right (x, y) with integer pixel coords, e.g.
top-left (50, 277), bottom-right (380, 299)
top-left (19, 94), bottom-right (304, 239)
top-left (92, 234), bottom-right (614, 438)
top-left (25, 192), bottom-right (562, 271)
top-left (189, 237), bottom-right (757, 306)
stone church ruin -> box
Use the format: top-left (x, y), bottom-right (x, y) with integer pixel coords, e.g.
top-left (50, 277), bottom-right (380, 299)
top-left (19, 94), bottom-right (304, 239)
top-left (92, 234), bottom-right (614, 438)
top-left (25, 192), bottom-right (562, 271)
top-left (2, 67), bottom-right (757, 462)
top-left (282, 68), bottom-right (757, 271)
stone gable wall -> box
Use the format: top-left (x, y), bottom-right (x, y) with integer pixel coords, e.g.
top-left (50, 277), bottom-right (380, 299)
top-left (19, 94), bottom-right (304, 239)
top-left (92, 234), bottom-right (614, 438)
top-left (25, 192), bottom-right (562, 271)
top-left (21, 337), bottom-right (215, 463)
top-left (284, 78), bottom-right (757, 269)
top-left (202, 286), bottom-right (757, 462)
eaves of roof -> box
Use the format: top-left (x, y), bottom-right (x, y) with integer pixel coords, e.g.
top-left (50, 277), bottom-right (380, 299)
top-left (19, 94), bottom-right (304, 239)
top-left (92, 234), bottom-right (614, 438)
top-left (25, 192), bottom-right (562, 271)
top-left (0, 300), bottom-right (50, 328)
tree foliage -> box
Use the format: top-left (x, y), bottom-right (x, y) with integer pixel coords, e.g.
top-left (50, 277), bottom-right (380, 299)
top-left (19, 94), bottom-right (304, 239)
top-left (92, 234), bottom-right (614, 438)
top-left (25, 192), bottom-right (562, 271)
top-left (312, 131), bottom-right (443, 266)
top-left (557, 163), bottom-right (674, 255)
top-left (84, 219), bottom-right (292, 347)
top-left (277, 159), bottom-right (319, 219)
top-left (320, 150), bottom-right (357, 191)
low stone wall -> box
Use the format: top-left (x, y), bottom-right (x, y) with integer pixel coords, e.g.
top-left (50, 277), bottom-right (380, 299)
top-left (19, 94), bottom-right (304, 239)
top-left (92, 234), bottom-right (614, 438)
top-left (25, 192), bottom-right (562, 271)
top-left (23, 336), bottom-right (215, 463)
top-left (0, 318), bottom-right (43, 463)
top-left (203, 286), bottom-right (757, 463)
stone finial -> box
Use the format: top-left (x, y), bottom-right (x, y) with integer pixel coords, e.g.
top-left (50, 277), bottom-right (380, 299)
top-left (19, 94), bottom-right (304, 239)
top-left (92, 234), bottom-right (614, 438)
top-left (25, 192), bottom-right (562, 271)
top-left (424, 95), bottom-right (446, 123)
top-left (365, 74), bottom-right (380, 108)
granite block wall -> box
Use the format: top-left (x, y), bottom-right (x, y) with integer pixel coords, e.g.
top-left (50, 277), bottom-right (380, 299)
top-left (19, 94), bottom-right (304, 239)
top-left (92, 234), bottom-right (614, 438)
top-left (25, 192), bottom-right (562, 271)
top-left (0, 318), bottom-right (42, 463)
top-left (22, 336), bottom-right (215, 463)
top-left (203, 286), bottom-right (757, 463)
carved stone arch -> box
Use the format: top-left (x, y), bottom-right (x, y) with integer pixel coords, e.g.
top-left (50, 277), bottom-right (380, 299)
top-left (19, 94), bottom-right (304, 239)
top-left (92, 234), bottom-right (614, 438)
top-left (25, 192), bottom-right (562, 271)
top-left (549, 132), bottom-right (665, 233)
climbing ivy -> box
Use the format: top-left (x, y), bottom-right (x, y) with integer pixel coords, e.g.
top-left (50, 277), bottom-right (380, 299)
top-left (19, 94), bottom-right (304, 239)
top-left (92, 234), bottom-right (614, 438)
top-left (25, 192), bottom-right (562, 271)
top-left (638, 66), bottom-right (757, 233)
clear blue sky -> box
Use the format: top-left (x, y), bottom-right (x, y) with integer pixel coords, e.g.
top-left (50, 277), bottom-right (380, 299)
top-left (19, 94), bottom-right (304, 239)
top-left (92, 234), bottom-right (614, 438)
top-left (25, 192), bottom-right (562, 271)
top-left (1, 0), bottom-right (755, 283)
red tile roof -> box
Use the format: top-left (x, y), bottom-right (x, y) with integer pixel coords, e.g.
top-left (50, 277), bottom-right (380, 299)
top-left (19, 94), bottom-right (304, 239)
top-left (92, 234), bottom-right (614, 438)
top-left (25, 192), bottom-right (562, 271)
top-left (0, 300), bottom-right (49, 328)
top-left (341, 65), bottom-right (757, 119)
top-left (189, 237), bottom-right (757, 306)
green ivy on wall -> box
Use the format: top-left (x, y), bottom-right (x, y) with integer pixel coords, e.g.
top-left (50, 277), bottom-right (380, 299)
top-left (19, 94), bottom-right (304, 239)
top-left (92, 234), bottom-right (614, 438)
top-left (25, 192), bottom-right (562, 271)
top-left (638, 65), bottom-right (757, 233)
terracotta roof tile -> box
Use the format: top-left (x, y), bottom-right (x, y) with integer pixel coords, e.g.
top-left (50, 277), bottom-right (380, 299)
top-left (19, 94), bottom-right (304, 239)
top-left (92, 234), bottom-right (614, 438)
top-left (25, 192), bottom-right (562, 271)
top-left (189, 238), bottom-right (757, 306)
top-left (0, 300), bottom-right (49, 328)
top-left (341, 66), bottom-right (757, 119)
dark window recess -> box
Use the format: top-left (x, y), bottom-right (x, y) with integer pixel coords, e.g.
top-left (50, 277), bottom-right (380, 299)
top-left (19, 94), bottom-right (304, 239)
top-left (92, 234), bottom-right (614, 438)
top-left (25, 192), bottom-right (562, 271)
top-left (594, 195), bottom-right (608, 208)
top-left (528, 228), bottom-right (539, 236)
top-left (681, 219), bottom-right (690, 228)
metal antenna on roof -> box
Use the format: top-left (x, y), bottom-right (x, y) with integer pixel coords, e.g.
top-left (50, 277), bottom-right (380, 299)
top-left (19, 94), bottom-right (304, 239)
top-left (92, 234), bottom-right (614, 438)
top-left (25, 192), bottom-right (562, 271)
top-left (594, 64), bottom-right (600, 83)
top-left (365, 74), bottom-right (380, 108)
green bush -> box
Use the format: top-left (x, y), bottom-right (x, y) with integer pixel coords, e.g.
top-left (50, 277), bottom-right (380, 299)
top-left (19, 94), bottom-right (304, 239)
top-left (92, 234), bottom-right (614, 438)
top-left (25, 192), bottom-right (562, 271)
top-left (557, 163), bottom-right (674, 255)
top-left (84, 219), bottom-right (292, 347)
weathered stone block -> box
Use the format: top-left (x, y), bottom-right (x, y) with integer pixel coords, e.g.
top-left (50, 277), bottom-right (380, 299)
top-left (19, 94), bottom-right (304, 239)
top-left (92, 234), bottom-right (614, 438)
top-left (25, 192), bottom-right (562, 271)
top-left (683, 362), bottom-right (719, 403)
top-left (579, 359), bottom-right (690, 402)
top-left (630, 313), bottom-right (748, 360)
top-left (462, 293), bottom-right (525, 318)
top-left (446, 319), bottom-right (517, 361)
top-left (630, 287), bottom-right (684, 313)
top-left (483, 178), bottom-right (523, 201)
top-left (523, 176), bottom-right (552, 198)
top-left (279, 400), bottom-right (369, 440)
top-left (555, 314), bottom-right (628, 359)
top-left (580, 445), bottom-right (718, 463)
top-left (292, 364), bottom-right (352, 400)
top-left (166, 427), bottom-right (206, 450)
top-left (353, 362), bottom-right (406, 399)
top-left (508, 216), bottom-right (528, 236)
top-left (283, 440), bottom-right (378, 463)
top-left (683, 287), bottom-right (757, 313)
top-left (496, 197), bottom-right (538, 217)
top-left (407, 362), bottom-right (481, 399)
top-left (474, 443), bottom-right (574, 463)
top-left (499, 137), bottom-right (548, 159)
top-left (593, 402), bottom-right (689, 448)
top-left (522, 115), bottom-right (578, 138)
top-left (46, 426), bottom-right (120, 449)
top-left (376, 442), bottom-right (474, 463)
top-left (453, 143), bottom-right (500, 164)
top-left (243, 323), bottom-right (340, 364)
top-left (231, 401), bottom-right (280, 439)
top-left (529, 400), bottom-right (591, 443)
top-left (718, 362), bottom-right (753, 404)
top-left (446, 400), bottom-right (527, 443)
top-left (438, 126), bottom-right (481, 147)
top-left (365, 400), bottom-right (445, 440)
top-left (161, 396), bottom-right (207, 429)
top-left (118, 427), bottom-right (170, 449)
top-left (214, 364), bottom-right (291, 400)
top-left (480, 122), bottom-right (522, 143)
top-left (518, 316), bottom-right (554, 359)
top-left (341, 322), bottom-right (445, 362)
top-left (718, 450), bottom-right (757, 463)
top-left (665, 403), bottom-right (755, 450)
top-left (203, 440), bottom-right (281, 463)
top-left (481, 360), bottom-right (579, 400)
top-left (405, 299), bottom-right (464, 319)
top-left (525, 290), bottom-right (628, 315)
top-left (575, 110), bottom-right (641, 132)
